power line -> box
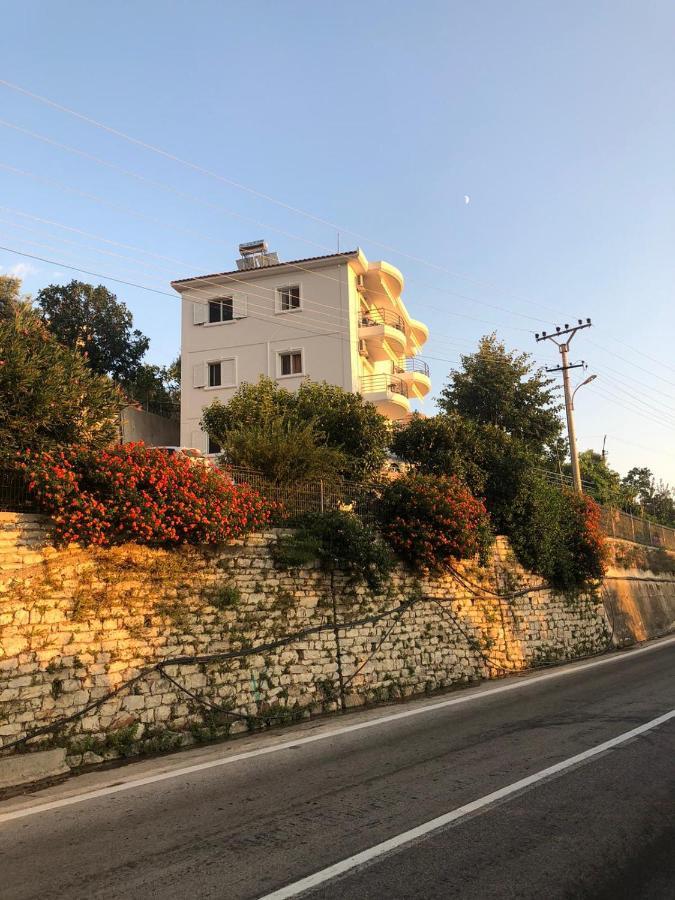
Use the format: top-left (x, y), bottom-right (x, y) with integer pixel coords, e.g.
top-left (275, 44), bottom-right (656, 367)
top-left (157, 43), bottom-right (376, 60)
top-left (3, 79), bottom-right (673, 382)
top-left (0, 78), bottom-right (576, 322)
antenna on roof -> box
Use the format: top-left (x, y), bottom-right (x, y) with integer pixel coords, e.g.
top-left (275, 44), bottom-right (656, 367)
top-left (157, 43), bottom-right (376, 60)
top-left (236, 240), bottom-right (280, 270)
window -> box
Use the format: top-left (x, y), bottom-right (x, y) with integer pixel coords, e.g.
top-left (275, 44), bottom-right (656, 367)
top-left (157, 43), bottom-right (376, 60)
top-left (208, 362), bottom-right (222, 387)
top-left (278, 285), bottom-right (301, 312)
top-left (208, 435), bottom-right (222, 455)
top-left (279, 351), bottom-right (303, 376)
top-left (208, 297), bottom-right (234, 323)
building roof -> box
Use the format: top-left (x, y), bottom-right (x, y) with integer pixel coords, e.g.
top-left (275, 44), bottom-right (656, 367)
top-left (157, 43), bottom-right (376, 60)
top-left (171, 250), bottom-right (360, 287)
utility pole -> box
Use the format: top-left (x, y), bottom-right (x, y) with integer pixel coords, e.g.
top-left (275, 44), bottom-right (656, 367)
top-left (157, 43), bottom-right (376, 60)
top-left (535, 319), bottom-right (592, 494)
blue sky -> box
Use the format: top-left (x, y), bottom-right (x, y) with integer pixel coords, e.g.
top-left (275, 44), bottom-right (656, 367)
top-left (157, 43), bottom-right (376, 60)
top-left (1, 0), bottom-right (673, 482)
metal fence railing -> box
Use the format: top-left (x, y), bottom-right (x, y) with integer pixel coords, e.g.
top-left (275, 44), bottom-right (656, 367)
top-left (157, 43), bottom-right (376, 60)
top-left (600, 506), bottom-right (675, 551)
top-left (359, 374), bottom-right (409, 398)
top-left (226, 467), bottom-right (378, 524)
top-left (0, 466), bottom-right (36, 512)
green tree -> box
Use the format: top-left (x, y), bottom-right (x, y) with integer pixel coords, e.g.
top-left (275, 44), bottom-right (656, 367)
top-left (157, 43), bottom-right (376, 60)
top-left (0, 275), bottom-right (31, 319)
top-left (36, 281), bottom-right (149, 382)
top-left (390, 412), bottom-right (535, 532)
top-left (0, 304), bottom-right (123, 457)
top-left (507, 472), bottom-right (606, 591)
top-left (438, 333), bottom-right (562, 453)
top-left (124, 356), bottom-right (180, 420)
top-left (201, 376), bottom-right (389, 480)
top-left (390, 413), bottom-right (487, 491)
top-left (567, 450), bottom-right (627, 506)
top-left (221, 417), bottom-right (347, 485)
top-left (623, 467), bottom-right (675, 526)
top-left (293, 381), bottom-right (389, 479)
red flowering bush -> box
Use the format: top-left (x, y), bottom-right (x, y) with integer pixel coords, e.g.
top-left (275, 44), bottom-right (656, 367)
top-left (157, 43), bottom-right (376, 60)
top-left (21, 443), bottom-right (273, 547)
top-left (565, 492), bottom-right (607, 583)
top-left (376, 473), bottom-right (493, 571)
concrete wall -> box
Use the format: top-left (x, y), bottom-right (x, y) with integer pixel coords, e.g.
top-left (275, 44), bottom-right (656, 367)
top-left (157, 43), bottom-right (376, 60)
top-left (120, 406), bottom-right (179, 447)
top-left (603, 539), bottom-right (675, 646)
top-left (0, 513), bottom-right (609, 767)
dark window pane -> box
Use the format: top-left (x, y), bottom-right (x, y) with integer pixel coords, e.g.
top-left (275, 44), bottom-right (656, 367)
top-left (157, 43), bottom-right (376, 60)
top-left (292, 352), bottom-right (302, 374)
top-left (208, 362), bottom-right (221, 387)
top-left (280, 354), bottom-right (291, 376)
top-left (222, 297), bottom-right (234, 320)
top-left (208, 300), bottom-right (221, 323)
top-left (280, 285), bottom-right (300, 311)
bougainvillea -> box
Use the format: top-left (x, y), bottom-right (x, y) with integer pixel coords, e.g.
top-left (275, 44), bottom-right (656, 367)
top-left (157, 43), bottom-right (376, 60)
top-left (21, 443), bottom-right (272, 547)
top-left (376, 473), bottom-right (493, 571)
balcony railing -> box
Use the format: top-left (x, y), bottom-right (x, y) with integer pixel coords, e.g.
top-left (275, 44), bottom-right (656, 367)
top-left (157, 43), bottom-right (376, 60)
top-left (392, 357), bottom-right (430, 377)
top-left (359, 307), bottom-right (407, 335)
top-left (360, 374), bottom-right (409, 398)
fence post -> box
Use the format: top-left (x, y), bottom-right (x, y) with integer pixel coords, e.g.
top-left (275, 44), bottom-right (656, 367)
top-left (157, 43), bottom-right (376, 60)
top-left (630, 514), bottom-right (635, 542)
top-left (320, 479), bottom-right (325, 513)
top-left (647, 520), bottom-right (652, 546)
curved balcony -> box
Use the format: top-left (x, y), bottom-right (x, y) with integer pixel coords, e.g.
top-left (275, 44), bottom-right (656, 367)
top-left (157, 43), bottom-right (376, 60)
top-left (392, 357), bottom-right (431, 398)
top-left (359, 373), bottom-right (410, 421)
top-left (358, 307), bottom-right (408, 362)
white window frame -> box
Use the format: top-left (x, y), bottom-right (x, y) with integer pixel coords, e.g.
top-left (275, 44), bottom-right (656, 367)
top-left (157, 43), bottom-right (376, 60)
top-left (205, 357), bottom-right (238, 390)
top-left (205, 296), bottom-right (234, 326)
top-left (277, 349), bottom-right (304, 378)
top-left (275, 283), bottom-right (302, 314)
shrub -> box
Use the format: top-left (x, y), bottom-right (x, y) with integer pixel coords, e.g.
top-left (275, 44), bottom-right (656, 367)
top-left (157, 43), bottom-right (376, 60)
top-left (201, 376), bottom-right (389, 481)
top-left (220, 417), bottom-right (347, 485)
top-left (506, 473), bottom-right (607, 591)
top-left (0, 305), bottom-right (122, 458)
top-left (273, 510), bottom-right (394, 591)
top-left (376, 473), bottom-right (493, 571)
top-left (22, 443), bottom-right (273, 547)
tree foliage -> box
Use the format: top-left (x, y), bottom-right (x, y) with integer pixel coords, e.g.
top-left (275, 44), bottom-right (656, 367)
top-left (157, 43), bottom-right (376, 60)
top-left (506, 473), bottom-right (607, 591)
top-left (202, 376), bottom-right (389, 481)
top-left (0, 275), bottom-right (32, 319)
top-left (391, 413), bottom-right (535, 532)
top-left (622, 466), bottom-right (675, 527)
top-left (36, 281), bottom-right (149, 382)
top-left (124, 357), bottom-right (181, 420)
top-left (438, 333), bottom-right (562, 453)
top-left (221, 417), bottom-right (347, 485)
top-left (0, 304), bottom-right (123, 458)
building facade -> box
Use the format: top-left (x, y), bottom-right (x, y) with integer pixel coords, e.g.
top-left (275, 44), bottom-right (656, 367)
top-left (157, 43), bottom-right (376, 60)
top-left (173, 244), bottom-right (430, 452)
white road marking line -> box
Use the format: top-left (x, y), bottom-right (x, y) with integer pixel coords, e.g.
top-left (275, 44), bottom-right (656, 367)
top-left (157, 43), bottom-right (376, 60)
top-left (0, 635), bottom-right (673, 824)
top-left (257, 708), bottom-right (675, 900)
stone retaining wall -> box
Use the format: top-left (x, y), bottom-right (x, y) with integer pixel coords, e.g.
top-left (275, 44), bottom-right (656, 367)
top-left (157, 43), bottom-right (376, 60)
top-left (0, 513), bottom-right (610, 765)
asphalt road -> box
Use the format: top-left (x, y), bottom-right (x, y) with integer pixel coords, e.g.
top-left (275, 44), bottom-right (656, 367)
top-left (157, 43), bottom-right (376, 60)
top-left (1, 637), bottom-right (673, 900)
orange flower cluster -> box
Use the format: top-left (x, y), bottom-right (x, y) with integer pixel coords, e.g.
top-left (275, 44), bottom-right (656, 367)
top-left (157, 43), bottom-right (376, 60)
top-left (568, 492), bottom-right (607, 581)
top-left (377, 472), bottom-right (492, 571)
top-left (21, 443), bottom-right (272, 547)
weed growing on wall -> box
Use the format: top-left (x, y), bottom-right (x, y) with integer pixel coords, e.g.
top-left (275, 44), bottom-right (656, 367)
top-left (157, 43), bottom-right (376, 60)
top-left (273, 510), bottom-right (394, 591)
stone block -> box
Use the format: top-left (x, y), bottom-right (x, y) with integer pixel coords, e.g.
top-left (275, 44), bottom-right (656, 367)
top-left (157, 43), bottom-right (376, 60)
top-left (0, 748), bottom-right (69, 789)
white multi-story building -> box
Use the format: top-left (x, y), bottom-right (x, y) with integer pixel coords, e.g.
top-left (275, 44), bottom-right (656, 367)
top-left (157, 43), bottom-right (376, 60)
top-left (173, 242), bottom-right (430, 452)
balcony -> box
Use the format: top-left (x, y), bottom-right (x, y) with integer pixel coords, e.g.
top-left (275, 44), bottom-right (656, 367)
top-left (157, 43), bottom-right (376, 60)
top-left (359, 373), bottom-right (411, 420)
top-left (358, 308), bottom-right (408, 362)
top-left (392, 357), bottom-right (431, 398)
